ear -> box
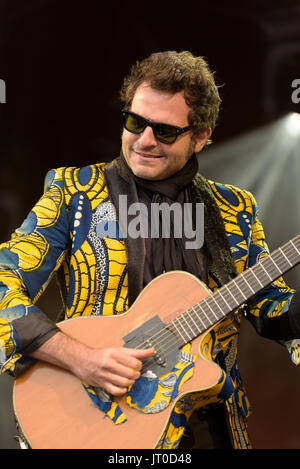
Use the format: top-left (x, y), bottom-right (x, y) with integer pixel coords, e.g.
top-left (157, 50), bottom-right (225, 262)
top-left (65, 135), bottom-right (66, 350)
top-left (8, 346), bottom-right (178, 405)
top-left (194, 128), bottom-right (212, 153)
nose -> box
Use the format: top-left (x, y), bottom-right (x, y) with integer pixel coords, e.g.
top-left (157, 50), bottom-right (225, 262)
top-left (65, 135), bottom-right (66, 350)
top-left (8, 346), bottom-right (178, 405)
top-left (137, 125), bottom-right (157, 147)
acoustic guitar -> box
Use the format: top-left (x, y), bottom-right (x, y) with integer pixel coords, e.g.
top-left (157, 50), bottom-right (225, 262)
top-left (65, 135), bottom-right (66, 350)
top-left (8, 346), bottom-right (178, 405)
top-left (13, 235), bottom-right (300, 449)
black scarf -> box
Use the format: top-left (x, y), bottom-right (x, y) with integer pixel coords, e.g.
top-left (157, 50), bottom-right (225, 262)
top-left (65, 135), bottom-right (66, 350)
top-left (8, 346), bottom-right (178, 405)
top-left (104, 153), bottom-right (237, 306)
top-left (118, 151), bottom-right (199, 200)
top-left (115, 152), bottom-right (209, 285)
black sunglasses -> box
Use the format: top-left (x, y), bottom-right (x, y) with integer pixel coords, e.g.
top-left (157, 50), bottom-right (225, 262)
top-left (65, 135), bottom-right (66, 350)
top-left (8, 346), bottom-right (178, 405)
top-left (121, 110), bottom-right (192, 144)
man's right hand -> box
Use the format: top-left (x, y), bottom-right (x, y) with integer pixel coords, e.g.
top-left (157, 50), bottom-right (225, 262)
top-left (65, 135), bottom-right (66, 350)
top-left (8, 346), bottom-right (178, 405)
top-left (30, 331), bottom-right (155, 396)
top-left (73, 344), bottom-right (155, 396)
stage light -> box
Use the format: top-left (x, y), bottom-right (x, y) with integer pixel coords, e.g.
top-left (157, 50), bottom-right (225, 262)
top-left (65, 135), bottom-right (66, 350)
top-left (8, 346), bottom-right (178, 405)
top-left (285, 113), bottom-right (300, 137)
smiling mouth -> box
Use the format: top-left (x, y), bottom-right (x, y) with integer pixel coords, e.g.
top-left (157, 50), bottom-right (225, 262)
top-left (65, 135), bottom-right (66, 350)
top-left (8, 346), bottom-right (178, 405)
top-left (134, 150), bottom-right (163, 159)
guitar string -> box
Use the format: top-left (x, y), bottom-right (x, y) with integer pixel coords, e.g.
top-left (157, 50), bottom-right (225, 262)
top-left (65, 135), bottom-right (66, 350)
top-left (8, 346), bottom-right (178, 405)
top-left (175, 242), bottom-right (300, 339)
top-left (139, 247), bottom-right (300, 368)
top-left (130, 240), bottom-right (300, 365)
top-left (137, 245), bottom-right (300, 375)
top-left (128, 239), bottom-right (300, 371)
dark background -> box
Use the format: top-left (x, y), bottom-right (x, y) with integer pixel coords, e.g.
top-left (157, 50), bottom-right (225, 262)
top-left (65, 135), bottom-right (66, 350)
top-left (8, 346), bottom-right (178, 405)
top-left (0, 0), bottom-right (300, 449)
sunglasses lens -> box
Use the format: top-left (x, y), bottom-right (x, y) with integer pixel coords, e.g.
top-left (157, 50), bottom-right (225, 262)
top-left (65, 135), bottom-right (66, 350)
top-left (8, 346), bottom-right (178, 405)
top-left (122, 111), bottom-right (180, 144)
top-left (124, 113), bottom-right (145, 134)
top-left (155, 124), bottom-right (177, 143)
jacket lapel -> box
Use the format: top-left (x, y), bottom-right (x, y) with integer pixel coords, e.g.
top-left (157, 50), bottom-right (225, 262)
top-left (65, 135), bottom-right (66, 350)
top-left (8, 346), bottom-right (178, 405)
top-left (104, 158), bottom-right (145, 306)
top-left (190, 173), bottom-right (237, 286)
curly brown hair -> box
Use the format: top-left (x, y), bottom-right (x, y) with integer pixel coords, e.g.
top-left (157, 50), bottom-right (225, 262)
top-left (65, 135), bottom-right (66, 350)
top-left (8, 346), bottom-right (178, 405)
top-left (120, 50), bottom-right (221, 145)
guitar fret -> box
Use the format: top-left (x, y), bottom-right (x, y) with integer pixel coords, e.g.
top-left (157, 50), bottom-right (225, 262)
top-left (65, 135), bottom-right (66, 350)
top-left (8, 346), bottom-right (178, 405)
top-left (204, 296), bottom-right (222, 321)
top-left (278, 248), bottom-right (293, 267)
top-left (214, 290), bottom-right (232, 315)
top-left (192, 305), bottom-right (210, 329)
top-left (250, 267), bottom-right (264, 287)
top-left (245, 267), bottom-right (264, 292)
top-left (267, 255), bottom-right (282, 274)
top-left (195, 304), bottom-right (213, 331)
top-left (291, 240), bottom-right (300, 255)
top-left (188, 307), bottom-right (203, 334)
top-left (258, 261), bottom-right (273, 280)
top-left (227, 271), bottom-right (259, 306)
top-left (198, 301), bottom-right (214, 324)
top-left (223, 284), bottom-right (240, 307)
top-left (231, 278), bottom-right (247, 301)
top-left (218, 290), bottom-right (231, 309)
top-left (171, 318), bottom-right (189, 345)
top-left (242, 274), bottom-right (255, 293)
top-left (180, 314), bottom-right (194, 340)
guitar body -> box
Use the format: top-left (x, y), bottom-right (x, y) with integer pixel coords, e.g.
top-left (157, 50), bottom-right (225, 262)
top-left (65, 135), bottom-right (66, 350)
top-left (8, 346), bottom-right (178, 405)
top-left (13, 271), bottom-right (227, 449)
top-left (12, 234), bottom-right (300, 448)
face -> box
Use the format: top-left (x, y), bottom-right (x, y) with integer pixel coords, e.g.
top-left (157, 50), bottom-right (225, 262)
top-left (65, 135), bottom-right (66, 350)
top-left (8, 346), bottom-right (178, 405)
top-left (121, 82), bottom-right (211, 180)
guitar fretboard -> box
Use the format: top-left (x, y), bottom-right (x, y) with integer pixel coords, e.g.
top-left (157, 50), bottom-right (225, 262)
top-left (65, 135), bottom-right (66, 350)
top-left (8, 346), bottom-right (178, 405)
top-left (169, 235), bottom-right (300, 347)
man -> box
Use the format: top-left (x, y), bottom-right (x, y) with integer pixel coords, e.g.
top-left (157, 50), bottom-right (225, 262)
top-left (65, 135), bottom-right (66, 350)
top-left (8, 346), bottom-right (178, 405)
top-left (0, 51), bottom-right (299, 449)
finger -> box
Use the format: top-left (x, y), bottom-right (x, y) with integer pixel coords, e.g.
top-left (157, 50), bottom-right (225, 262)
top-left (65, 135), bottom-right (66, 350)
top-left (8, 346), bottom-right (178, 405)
top-left (104, 371), bottom-right (136, 389)
top-left (130, 347), bottom-right (155, 369)
top-left (104, 382), bottom-right (128, 397)
top-left (100, 348), bottom-right (140, 373)
top-left (117, 347), bottom-right (155, 372)
top-left (133, 347), bottom-right (155, 358)
top-left (123, 347), bottom-right (155, 362)
top-left (107, 361), bottom-right (141, 380)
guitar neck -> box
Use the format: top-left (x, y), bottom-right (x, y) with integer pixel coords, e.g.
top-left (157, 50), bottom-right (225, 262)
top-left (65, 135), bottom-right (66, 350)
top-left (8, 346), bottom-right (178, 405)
top-left (169, 235), bottom-right (300, 347)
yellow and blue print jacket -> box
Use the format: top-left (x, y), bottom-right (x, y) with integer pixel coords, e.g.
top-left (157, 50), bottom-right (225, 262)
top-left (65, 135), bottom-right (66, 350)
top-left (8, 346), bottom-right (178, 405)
top-left (0, 162), bottom-right (298, 449)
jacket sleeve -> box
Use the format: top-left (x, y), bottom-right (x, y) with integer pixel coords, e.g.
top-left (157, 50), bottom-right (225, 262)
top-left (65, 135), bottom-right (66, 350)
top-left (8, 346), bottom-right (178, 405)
top-left (0, 168), bottom-right (70, 375)
top-left (244, 193), bottom-right (300, 365)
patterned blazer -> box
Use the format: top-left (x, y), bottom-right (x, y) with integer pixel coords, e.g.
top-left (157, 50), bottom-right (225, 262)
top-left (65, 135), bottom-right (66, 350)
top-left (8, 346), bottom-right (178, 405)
top-left (0, 161), bottom-right (297, 449)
